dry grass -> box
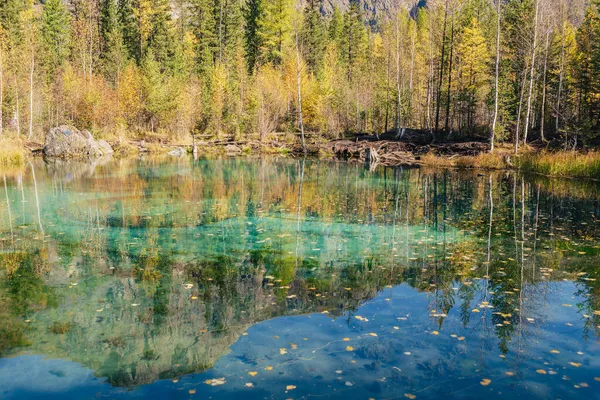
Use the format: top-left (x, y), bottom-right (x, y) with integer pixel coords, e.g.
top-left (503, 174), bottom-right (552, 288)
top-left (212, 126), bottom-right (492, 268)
top-left (516, 151), bottom-right (600, 180)
top-left (0, 137), bottom-right (26, 168)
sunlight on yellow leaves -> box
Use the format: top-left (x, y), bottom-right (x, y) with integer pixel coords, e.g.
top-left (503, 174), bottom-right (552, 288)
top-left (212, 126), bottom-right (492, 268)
top-left (286, 385), bottom-right (296, 391)
top-left (346, 346), bottom-right (354, 351)
top-left (280, 348), bottom-right (287, 355)
top-left (248, 371), bottom-right (258, 376)
top-left (265, 366), bottom-right (273, 371)
top-left (480, 379), bottom-right (491, 386)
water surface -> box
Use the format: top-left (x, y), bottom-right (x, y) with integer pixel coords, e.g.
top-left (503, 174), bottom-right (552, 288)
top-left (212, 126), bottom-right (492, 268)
top-left (1, 157), bottom-right (599, 399)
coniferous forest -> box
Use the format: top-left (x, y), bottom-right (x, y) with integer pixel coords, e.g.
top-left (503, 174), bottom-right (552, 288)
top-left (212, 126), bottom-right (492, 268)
top-left (0, 0), bottom-right (599, 150)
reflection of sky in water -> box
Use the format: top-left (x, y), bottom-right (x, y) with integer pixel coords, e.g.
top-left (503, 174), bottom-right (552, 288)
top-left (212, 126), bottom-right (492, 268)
top-left (2, 281), bottom-right (598, 400)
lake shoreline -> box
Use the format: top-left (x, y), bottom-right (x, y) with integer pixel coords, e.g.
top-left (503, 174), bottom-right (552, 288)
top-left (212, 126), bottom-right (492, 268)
top-left (2, 133), bottom-right (600, 181)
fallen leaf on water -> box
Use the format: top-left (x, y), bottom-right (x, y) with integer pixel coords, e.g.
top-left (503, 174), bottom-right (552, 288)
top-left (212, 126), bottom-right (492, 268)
top-left (536, 369), bottom-right (547, 375)
top-left (480, 379), bottom-right (491, 386)
top-left (291, 343), bottom-right (298, 349)
top-left (404, 352), bottom-right (411, 355)
top-left (551, 350), bottom-right (560, 354)
top-left (245, 383), bottom-right (254, 388)
top-left (457, 336), bottom-right (465, 341)
top-left (172, 379), bottom-right (178, 383)
top-left (569, 362), bottom-right (582, 368)
top-left (265, 366), bottom-right (273, 371)
top-left (280, 348), bottom-right (287, 355)
top-left (189, 389), bottom-right (196, 394)
top-left (342, 338), bottom-right (351, 341)
top-left (205, 378), bottom-right (226, 386)
top-left (506, 372), bottom-right (514, 376)
top-left (346, 346), bottom-right (354, 351)
top-left (404, 394), bottom-right (416, 399)
top-left (431, 331), bottom-right (439, 335)
top-left (248, 371), bottom-right (258, 376)
top-left (368, 333), bottom-right (378, 337)
top-left (286, 385), bottom-right (296, 391)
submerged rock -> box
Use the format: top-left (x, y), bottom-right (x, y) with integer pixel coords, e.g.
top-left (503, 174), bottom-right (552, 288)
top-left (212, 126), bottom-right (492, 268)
top-left (43, 125), bottom-right (113, 159)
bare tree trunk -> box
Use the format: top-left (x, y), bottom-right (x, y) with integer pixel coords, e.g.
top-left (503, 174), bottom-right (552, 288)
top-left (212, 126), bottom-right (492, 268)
top-left (385, 46), bottom-right (391, 133)
top-left (491, 0), bottom-right (501, 152)
top-left (28, 51), bottom-right (34, 140)
top-left (444, 12), bottom-right (455, 136)
top-left (514, 65), bottom-right (528, 154)
top-left (395, 15), bottom-right (401, 134)
top-left (523, 0), bottom-right (540, 145)
top-left (435, 0), bottom-right (449, 135)
top-left (295, 31), bottom-right (306, 153)
top-left (556, 19), bottom-right (565, 135)
top-left (14, 76), bottom-right (20, 137)
top-left (540, 28), bottom-right (550, 142)
top-left (0, 45), bottom-right (3, 139)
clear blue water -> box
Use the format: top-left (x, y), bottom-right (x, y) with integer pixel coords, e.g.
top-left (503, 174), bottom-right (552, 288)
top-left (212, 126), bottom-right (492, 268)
top-left (0, 157), bottom-right (599, 399)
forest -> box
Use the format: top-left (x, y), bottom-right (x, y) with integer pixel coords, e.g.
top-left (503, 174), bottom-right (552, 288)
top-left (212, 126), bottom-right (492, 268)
top-left (0, 0), bottom-right (599, 153)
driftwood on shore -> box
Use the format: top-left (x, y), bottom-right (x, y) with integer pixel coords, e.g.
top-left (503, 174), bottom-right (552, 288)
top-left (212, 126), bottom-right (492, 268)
top-left (324, 136), bottom-right (490, 167)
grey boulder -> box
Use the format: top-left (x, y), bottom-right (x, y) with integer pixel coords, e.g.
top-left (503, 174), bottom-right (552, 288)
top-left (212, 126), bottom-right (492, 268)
top-left (43, 125), bottom-right (113, 159)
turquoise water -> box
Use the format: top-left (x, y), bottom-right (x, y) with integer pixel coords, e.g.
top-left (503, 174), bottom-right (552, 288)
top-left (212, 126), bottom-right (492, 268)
top-left (0, 157), bottom-right (599, 399)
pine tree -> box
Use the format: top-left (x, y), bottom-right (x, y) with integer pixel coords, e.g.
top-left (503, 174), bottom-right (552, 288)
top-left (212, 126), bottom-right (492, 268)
top-left (257, 0), bottom-right (294, 65)
top-left (244, 0), bottom-right (262, 73)
top-left (341, 0), bottom-right (367, 82)
top-left (100, 0), bottom-right (128, 83)
top-left (300, 0), bottom-right (326, 74)
top-left (41, 0), bottom-right (71, 72)
top-left (118, 0), bottom-right (140, 62)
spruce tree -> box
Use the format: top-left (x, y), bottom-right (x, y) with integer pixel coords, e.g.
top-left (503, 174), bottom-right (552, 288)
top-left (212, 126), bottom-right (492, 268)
top-left (41, 0), bottom-right (71, 72)
top-left (300, 0), bottom-right (326, 74)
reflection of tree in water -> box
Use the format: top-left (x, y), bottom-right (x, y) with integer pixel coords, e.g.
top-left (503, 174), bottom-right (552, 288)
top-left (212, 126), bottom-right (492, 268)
top-left (1, 159), bottom-right (600, 386)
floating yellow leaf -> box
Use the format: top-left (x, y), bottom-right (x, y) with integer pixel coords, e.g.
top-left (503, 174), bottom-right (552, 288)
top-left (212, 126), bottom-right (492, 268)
top-left (189, 389), bottom-right (196, 394)
top-left (286, 385), bottom-right (296, 391)
top-left (505, 372), bottom-right (514, 376)
top-left (342, 338), bottom-right (351, 341)
top-left (204, 378), bottom-right (226, 386)
top-left (368, 333), bottom-right (378, 337)
top-left (265, 366), bottom-right (273, 371)
top-left (480, 379), bottom-right (491, 386)
top-left (346, 346), bottom-right (354, 351)
top-left (245, 382), bottom-right (254, 387)
top-left (569, 362), bottom-right (582, 367)
top-left (536, 369), bottom-right (547, 375)
top-left (431, 331), bottom-right (439, 335)
top-left (280, 348), bottom-right (287, 355)
top-left (457, 336), bottom-right (465, 341)
top-left (550, 350), bottom-right (560, 354)
top-left (291, 343), bottom-right (298, 349)
top-left (472, 309), bottom-right (480, 313)
top-left (404, 394), bottom-right (416, 399)
top-left (248, 371), bottom-right (258, 376)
